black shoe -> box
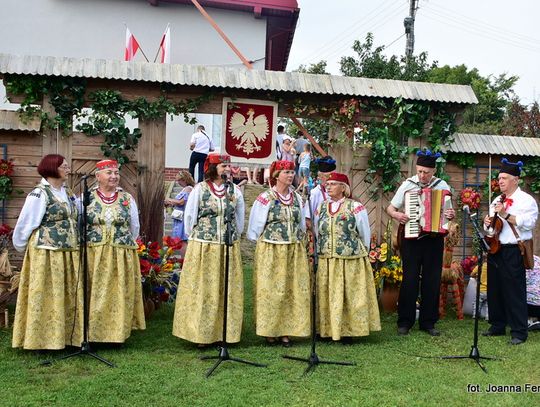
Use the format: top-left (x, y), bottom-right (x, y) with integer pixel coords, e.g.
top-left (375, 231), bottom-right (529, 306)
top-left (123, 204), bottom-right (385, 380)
top-left (509, 337), bottom-right (526, 345)
top-left (340, 336), bottom-right (353, 345)
top-left (397, 327), bottom-right (410, 336)
top-left (482, 330), bottom-right (505, 337)
top-left (421, 328), bottom-right (441, 337)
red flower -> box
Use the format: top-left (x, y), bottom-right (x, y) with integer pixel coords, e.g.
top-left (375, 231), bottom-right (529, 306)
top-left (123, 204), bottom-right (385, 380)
top-left (159, 292), bottom-right (170, 302)
top-left (0, 159), bottom-right (14, 177)
top-left (0, 224), bottom-right (12, 236)
top-left (148, 241), bottom-right (161, 259)
top-left (163, 236), bottom-right (183, 251)
top-left (140, 259), bottom-right (152, 276)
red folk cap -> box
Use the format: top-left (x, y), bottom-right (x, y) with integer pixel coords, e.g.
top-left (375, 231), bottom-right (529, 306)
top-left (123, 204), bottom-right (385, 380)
top-left (327, 172), bottom-right (350, 187)
top-left (96, 159), bottom-right (119, 171)
top-left (204, 153), bottom-right (231, 174)
top-left (269, 160), bottom-right (295, 186)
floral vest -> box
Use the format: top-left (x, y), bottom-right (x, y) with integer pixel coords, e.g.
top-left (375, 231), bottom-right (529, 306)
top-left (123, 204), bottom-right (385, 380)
top-left (261, 189), bottom-right (304, 244)
top-left (86, 189), bottom-right (137, 248)
top-left (35, 185), bottom-right (79, 251)
top-left (191, 181), bottom-right (239, 243)
top-left (317, 199), bottom-right (368, 258)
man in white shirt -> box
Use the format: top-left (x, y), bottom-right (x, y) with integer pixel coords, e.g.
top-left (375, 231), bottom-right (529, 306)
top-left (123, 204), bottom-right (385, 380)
top-left (189, 125), bottom-right (214, 183)
top-left (482, 158), bottom-right (538, 345)
top-left (275, 125), bottom-right (286, 160)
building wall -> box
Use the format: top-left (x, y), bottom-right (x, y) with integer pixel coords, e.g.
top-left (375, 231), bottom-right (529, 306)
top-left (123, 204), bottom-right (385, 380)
top-left (0, 0), bottom-right (267, 169)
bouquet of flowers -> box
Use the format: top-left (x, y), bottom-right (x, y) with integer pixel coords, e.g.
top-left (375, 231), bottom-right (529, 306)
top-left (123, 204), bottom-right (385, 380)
top-left (460, 187), bottom-right (481, 210)
top-left (137, 236), bottom-right (183, 304)
top-left (370, 220), bottom-right (403, 289)
top-left (0, 159), bottom-right (15, 201)
top-left (378, 255), bottom-right (403, 286)
top-left (461, 255), bottom-right (478, 276)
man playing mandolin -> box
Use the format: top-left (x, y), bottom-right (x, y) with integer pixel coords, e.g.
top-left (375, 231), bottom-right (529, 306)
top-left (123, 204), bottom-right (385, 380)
top-left (483, 158), bottom-right (538, 345)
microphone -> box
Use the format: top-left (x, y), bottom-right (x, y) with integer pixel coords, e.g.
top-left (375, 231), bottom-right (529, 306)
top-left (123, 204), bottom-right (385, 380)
top-left (221, 173), bottom-right (234, 195)
top-left (81, 174), bottom-right (91, 180)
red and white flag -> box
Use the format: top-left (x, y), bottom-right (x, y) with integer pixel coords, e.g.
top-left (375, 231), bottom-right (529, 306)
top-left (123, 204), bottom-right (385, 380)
top-left (124, 27), bottom-right (140, 61)
top-left (158, 25), bottom-right (170, 63)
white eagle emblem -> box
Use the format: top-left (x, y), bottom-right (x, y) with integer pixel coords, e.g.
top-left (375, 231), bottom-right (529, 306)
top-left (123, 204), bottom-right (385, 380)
top-left (228, 108), bottom-right (269, 155)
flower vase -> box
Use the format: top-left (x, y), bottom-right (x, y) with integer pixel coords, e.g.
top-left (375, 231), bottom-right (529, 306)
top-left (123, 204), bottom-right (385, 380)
top-left (380, 283), bottom-right (400, 313)
top-left (143, 297), bottom-right (155, 319)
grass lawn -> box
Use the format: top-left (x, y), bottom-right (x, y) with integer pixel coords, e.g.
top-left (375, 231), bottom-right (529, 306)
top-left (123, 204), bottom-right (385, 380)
top-left (1, 268), bottom-right (539, 407)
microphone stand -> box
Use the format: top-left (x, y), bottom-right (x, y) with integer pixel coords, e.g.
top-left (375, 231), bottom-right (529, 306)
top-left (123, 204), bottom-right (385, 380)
top-left (42, 176), bottom-right (115, 367)
top-left (200, 175), bottom-right (266, 378)
top-left (440, 206), bottom-right (498, 373)
top-left (283, 179), bottom-right (355, 375)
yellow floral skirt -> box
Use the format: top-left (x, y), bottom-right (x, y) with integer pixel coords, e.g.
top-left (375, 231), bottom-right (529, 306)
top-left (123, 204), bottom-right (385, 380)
top-left (253, 241), bottom-right (310, 338)
top-left (87, 244), bottom-right (146, 343)
top-left (317, 256), bottom-right (381, 340)
top-left (173, 240), bottom-right (243, 344)
top-left (12, 245), bottom-right (83, 350)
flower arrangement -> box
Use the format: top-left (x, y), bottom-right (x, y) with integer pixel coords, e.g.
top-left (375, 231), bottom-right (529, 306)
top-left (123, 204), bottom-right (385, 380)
top-left (0, 159), bottom-right (15, 201)
top-left (137, 236), bottom-right (183, 304)
top-left (461, 255), bottom-right (478, 276)
top-left (377, 255), bottom-right (403, 286)
top-left (482, 170), bottom-right (500, 198)
top-left (0, 224), bottom-right (13, 251)
top-left (460, 187), bottom-right (481, 210)
top-left (370, 220), bottom-right (403, 289)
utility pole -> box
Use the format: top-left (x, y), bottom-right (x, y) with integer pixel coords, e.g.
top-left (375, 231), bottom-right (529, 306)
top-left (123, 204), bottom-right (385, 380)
top-left (404, 0), bottom-right (418, 60)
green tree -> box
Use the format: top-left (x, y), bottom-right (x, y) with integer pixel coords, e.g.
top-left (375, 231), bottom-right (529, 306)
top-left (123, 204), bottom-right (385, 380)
top-left (428, 65), bottom-right (518, 133)
top-left (340, 32), bottom-right (436, 81)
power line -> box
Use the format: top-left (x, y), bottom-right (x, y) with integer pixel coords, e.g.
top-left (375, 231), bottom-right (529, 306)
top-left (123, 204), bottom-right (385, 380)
top-left (421, 9), bottom-right (540, 54)
top-left (311, 4), bottom-right (407, 67)
top-left (297, 1), bottom-right (405, 65)
top-left (385, 33), bottom-right (406, 49)
top-left (426, 2), bottom-right (540, 46)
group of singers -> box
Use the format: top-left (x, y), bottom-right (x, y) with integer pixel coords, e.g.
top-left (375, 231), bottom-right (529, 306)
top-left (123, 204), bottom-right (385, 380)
top-left (11, 149), bottom-right (537, 351)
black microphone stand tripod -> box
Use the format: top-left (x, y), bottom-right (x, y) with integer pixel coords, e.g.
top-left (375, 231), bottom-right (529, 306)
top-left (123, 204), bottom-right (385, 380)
top-left (440, 206), bottom-right (498, 373)
top-left (200, 174), bottom-right (266, 377)
top-left (283, 180), bottom-right (355, 375)
top-left (42, 176), bottom-right (114, 367)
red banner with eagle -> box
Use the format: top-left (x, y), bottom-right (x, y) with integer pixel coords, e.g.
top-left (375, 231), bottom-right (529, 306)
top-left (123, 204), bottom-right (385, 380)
top-left (221, 98), bottom-right (277, 165)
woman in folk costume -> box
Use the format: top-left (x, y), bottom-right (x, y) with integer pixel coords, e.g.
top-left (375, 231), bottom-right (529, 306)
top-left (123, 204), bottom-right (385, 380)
top-left (314, 172), bottom-right (380, 341)
top-left (12, 154), bottom-right (83, 350)
top-left (247, 160), bottom-right (310, 346)
top-left (173, 154), bottom-right (245, 346)
top-left (86, 159), bottom-right (145, 343)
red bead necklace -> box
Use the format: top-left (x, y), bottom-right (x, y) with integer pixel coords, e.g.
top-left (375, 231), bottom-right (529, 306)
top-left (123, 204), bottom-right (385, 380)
top-left (207, 180), bottom-right (226, 198)
top-left (96, 189), bottom-right (118, 204)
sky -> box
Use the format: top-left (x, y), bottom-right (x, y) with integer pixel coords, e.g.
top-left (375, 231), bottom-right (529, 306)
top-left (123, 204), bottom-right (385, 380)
top-left (288, 0), bottom-right (540, 105)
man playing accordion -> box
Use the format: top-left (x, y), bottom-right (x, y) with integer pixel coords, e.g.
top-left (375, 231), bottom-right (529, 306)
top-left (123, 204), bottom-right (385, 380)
top-left (386, 150), bottom-right (455, 337)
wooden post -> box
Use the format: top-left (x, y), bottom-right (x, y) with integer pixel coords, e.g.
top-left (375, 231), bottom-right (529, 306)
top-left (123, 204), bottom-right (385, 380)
top-left (137, 115), bottom-right (166, 242)
top-left (41, 95), bottom-right (72, 160)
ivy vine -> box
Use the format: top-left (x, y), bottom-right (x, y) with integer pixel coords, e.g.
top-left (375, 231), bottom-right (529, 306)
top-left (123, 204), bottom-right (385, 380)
top-left (4, 75), bottom-right (213, 165)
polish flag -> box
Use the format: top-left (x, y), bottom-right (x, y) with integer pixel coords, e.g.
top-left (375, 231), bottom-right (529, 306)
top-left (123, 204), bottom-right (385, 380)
top-left (124, 27), bottom-right (140, 61)
top-left (159, 25), bottom-right (170, 63)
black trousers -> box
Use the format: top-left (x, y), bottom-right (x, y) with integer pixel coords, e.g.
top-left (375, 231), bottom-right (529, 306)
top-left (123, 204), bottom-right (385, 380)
top-left (398, 235), bottom-right (444, 330)
top-left (487, 245), bottom-right (528, 340)
top-left (189, 151), bottom-right (207, 183)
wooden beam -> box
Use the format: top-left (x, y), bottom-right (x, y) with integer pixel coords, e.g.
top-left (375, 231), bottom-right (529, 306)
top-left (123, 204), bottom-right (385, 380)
top-left (290, 117), bottom-right (327, 157)
top-left (190, 0), bottom-right (254, 70)
top-left (137, 116), bottom-right (166, 241)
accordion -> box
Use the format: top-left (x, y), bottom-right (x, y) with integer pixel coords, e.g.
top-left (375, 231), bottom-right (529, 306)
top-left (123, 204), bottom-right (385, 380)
top-left (404, 188), bottom-right (452, 238)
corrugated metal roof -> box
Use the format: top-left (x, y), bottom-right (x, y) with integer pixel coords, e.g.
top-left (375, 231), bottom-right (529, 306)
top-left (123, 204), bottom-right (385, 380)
top-left (0, 109), bottom-right (41, 132)
top-left (0, 54), bottom-right (478, 104)
top-left (443, 133), bottom-right (540, 157)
